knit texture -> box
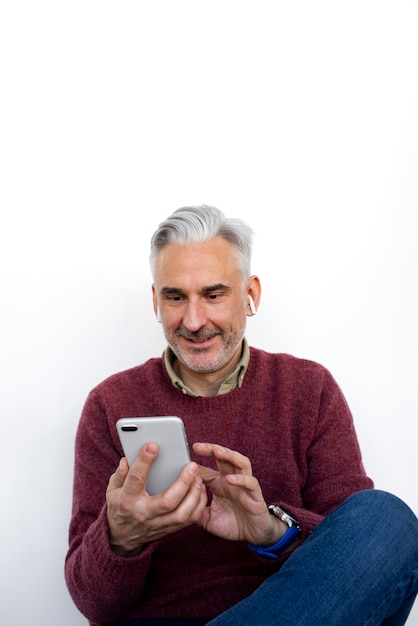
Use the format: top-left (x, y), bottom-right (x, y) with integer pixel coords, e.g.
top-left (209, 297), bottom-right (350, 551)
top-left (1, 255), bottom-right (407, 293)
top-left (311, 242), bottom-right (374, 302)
top-left (65, 347), bottom-right (373, 625)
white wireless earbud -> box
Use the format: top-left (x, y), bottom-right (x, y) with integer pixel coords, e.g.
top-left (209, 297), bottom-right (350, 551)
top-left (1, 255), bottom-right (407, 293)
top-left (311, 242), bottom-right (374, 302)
top-left (248, 296), bottom-right (257, 315)
top-left (156, 306), bottom-right (162, 323)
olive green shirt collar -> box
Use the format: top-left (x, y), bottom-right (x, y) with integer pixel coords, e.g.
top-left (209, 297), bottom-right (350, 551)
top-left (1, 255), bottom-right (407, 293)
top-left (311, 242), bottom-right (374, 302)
top-left (164, 338), bottom-right (250, 398)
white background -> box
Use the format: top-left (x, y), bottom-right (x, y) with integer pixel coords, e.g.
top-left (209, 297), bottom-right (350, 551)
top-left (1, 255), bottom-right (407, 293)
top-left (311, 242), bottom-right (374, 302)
top-left (1, 2), bottom-right (418, 624)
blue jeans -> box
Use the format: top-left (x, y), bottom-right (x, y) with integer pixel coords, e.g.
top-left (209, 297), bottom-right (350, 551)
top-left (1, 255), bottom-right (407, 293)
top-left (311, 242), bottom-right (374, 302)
top-left (114, 491), bottom-right (418, 626)
top-left (208, 490), bottom-right (418, 626)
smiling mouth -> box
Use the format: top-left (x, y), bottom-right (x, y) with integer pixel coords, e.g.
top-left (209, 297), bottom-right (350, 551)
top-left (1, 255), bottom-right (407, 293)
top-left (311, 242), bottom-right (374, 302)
top-left (176, 332), bottom-right (222, 352)
top-left (176, 329), bottom-right (222, 343)
top-left (183, 337), bottom-right (217, 350)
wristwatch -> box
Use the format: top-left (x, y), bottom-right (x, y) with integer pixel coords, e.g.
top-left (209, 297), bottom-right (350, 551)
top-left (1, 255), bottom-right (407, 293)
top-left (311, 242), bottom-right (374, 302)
top-left (247, 505), bottom-right (301, 559)
top-left (268, 504), bottom-right (301, 530)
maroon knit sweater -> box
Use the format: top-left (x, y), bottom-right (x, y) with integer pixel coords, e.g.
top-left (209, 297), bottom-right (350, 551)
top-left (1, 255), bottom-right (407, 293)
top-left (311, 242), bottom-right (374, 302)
top-left (65, 347), bottom-right (373, 625)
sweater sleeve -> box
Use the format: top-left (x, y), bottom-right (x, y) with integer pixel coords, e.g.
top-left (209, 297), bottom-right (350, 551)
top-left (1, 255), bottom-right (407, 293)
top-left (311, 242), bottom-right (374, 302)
top-left (64, 389), bottom-right (157, 624)
top-left (278, 366), bottom-right (374, 540)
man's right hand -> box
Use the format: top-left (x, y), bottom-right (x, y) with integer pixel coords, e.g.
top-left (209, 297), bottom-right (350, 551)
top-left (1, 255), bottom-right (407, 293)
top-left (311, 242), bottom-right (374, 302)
top-left (106, 442), bottom-right (207, 556)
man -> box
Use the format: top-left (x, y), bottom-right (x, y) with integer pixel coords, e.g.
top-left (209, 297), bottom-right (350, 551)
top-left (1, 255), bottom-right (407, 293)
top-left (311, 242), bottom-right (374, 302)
top-left (65, 205), bottom-right (418, 625)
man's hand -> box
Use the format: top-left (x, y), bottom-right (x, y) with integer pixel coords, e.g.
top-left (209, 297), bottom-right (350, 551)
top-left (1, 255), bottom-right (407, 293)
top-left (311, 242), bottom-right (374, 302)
top-left (193, 442), bottom-right (288, 546)
top-left (106, 442), bottom-right (207, 556)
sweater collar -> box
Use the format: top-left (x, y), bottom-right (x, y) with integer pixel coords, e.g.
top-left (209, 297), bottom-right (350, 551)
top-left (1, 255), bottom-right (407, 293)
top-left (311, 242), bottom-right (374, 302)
top-left (164, 338), bottom-right (250, 398)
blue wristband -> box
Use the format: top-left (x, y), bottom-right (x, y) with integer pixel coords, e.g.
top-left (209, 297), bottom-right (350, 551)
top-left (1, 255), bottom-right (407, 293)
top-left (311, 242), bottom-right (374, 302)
top-left (247, 525), bottom-right (301, 559)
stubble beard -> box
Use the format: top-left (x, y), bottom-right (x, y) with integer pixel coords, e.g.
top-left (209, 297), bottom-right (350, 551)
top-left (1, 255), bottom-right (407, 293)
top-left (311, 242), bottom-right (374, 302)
top-left (167, 325), bottom-right (244, 374)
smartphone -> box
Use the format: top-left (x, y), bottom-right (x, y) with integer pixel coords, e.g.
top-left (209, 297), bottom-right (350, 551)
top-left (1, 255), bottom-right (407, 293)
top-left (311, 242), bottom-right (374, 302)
top-left (116, 416), bottom-right (191, 495)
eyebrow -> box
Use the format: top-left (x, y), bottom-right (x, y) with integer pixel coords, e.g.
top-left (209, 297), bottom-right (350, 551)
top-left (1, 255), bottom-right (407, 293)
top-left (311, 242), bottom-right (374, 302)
top-left (159, 283), bottom-right (231, 296)
top-left (202, 283), bottom-right (231, 295)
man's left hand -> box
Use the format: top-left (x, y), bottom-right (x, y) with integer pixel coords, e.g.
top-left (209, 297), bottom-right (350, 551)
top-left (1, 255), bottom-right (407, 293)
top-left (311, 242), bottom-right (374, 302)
top-left (193, 442), bottom-right (287, 546)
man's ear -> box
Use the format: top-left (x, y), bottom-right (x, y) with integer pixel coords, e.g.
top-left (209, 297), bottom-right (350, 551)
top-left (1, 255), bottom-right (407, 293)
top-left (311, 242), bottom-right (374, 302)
top-left (247, 275), bottom-right (261, 316)
top-left (152, 284), bottom-right (160, 322)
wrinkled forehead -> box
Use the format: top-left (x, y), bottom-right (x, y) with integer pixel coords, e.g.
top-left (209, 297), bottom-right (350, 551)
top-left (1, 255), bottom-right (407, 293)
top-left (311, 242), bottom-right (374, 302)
top-left (153, 238), bottom-right (244, 290)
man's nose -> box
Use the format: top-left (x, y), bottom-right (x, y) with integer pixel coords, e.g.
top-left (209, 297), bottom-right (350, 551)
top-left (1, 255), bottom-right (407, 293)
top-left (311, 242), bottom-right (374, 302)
top-left (182, 300), bottom-right (208, 331)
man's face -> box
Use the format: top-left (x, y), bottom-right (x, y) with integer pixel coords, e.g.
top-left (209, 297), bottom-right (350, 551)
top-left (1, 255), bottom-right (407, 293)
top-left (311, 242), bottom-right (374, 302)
top-left (152, 236), bottom-right (249, 375)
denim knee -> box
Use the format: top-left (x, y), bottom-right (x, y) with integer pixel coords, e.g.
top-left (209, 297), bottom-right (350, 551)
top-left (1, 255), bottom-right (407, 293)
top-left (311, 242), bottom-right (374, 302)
top-left (343, 489), bottom-right (417, 524)
top-left (337, 489), bottom-right (418, 563)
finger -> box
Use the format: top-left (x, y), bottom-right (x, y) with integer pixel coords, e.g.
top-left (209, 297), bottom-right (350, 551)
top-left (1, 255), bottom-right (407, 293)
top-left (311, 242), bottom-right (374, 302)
top-left (197, 465), bottom-right (219, 481)
top-left (107, 457), bottom-right (129, 492)
top-left (194, 443), bottom-right (252, 474)
top-left (156, 461), bottom-right (201, 514)
top-left (193, 442), bottom-right (239, 475)
top-left (147, 477), bottom-right (208, 541)
top-left (193, 442), bottom-right (218, 457)
top-left (168, 475), bottom-right (208, 525)
top-left (122, 442), bottom-right (159, 498)
top-left (225, 472), bottom-right (261, 495)
top-left (190, 476), bottom-right (209, 520)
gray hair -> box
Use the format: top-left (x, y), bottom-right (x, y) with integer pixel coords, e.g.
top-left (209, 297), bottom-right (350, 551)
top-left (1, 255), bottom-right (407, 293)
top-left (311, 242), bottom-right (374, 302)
top-left (150, 205), bottom-right (254, 280)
